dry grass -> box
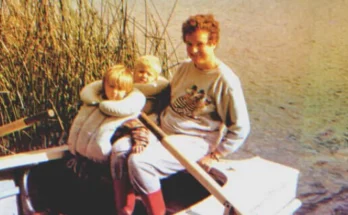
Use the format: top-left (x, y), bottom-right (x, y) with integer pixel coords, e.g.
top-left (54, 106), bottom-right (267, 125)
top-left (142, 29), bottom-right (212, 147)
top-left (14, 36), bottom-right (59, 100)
top-left (0, 0), bottom-right (178, 155)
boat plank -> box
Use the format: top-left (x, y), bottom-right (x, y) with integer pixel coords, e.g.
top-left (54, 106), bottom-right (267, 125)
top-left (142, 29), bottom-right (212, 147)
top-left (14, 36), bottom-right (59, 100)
top-left (174, 157), bottom-right (301, 215)
top-left (0, 145), bottom-right (68, 171)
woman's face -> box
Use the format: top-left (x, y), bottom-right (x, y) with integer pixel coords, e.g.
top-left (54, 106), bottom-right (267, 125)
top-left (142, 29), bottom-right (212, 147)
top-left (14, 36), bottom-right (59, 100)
top-left (185, 29), bottom-right (217, 70)
top-left (104, 81), bottom-right (126, 100)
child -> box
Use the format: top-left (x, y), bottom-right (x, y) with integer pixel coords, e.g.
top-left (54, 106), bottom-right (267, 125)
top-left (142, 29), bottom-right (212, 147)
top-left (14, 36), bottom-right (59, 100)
top-left (80, 55), bottom-right (169, 123)
top-left (77, 56), bottom-right (169, 214)
top-left (67, 64), bottom-right (146, 163)
top-left (133, 55), bottom-right (170, 121)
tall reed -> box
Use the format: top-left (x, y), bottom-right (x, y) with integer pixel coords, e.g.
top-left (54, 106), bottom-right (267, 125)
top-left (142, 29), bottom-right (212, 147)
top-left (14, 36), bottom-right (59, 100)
top-left (0, 0), bottom-right (178, 156)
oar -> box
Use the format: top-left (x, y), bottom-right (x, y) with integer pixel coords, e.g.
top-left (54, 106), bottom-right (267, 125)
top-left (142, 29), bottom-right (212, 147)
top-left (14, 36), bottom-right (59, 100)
top-left (139, 112), bottom-right (241, 215)
top-left (0, 109), bottom-right (55, 137)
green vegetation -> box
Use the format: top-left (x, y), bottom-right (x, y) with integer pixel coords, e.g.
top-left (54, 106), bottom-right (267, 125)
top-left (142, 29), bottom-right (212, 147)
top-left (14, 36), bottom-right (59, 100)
top-left (0, 0), bottom-right (178, 155)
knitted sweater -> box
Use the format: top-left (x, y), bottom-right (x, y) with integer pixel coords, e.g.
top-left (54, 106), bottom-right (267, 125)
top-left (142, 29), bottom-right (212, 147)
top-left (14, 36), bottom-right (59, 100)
top-left (160, 59), bottom-right (250, 157)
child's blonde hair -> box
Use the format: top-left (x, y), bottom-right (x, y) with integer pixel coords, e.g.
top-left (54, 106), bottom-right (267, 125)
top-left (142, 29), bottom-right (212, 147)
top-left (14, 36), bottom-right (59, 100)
top-left (134, 55), bottom-right (162, 79)
top-left (102, 64), bottom-right (133, 96)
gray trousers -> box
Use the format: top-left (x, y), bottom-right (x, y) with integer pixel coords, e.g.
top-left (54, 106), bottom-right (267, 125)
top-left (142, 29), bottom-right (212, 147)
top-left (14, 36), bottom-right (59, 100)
top-left (110, 134), bottom-right (211, 194)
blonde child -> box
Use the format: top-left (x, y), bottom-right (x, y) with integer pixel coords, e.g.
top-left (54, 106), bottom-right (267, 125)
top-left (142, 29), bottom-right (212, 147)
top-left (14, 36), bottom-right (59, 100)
top-left (68, 64), bottom-right (150, 215)
top-left (80, 55), bottom-right (169, 123)
top-left (67, 64), bottom-right (146, 163)
top-left (77, 56), bottom-right (169, 215)
top-left (133, 55), bottom-right (169, 121)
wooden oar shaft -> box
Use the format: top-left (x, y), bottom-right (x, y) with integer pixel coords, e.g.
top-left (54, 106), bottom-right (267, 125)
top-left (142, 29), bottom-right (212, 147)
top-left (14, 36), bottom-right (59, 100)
top-left (139, 112), bottom-right (240, 214)
top-left (0, 109), bottom-right (55, 137)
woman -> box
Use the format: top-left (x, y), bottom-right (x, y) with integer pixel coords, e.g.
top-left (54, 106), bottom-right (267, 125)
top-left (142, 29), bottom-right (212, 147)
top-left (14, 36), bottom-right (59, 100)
top-left (112, 14), bottom-right (251, 215)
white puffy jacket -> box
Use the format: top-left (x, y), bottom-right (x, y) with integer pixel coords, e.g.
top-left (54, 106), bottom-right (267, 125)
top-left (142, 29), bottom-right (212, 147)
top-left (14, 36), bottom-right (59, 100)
top-left (67, 86), bottom-right (146, 163)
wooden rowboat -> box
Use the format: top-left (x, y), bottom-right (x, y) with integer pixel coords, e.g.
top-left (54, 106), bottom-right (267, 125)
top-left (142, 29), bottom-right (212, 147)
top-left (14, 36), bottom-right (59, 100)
top-left (0, 111), bottom-right (302, 215)
top-left (0, 146), bottom-right (301, 215)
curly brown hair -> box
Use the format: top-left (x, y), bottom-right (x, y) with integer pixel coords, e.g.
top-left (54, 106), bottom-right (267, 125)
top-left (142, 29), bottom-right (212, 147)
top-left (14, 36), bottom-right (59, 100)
top-left (182, 14), bottom-right (220, 45)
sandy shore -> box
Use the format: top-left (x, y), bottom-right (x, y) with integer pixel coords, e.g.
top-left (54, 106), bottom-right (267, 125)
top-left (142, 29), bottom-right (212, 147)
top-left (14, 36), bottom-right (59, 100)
top-left (124, 0), bottom-right (348, 214)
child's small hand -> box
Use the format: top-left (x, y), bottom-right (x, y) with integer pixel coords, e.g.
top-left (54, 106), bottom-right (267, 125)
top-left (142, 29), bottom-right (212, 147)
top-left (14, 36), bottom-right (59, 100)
top-left (122, 118), bottom-right (149, 154)
top-left (131, 127), bottom-right (149, 153)
top-left (131, 144), bottom-right (146, 154)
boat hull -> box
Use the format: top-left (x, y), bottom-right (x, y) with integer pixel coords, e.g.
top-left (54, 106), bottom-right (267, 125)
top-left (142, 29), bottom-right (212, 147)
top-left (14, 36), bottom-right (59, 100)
top-left (0, 146), bottom-right (301, 215)
top-left (21, 158), bottom-right (213, 215)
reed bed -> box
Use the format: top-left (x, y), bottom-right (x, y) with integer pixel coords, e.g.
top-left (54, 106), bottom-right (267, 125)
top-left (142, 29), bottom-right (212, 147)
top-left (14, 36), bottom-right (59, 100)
top-left (0, 0), bottom-right (178, 156)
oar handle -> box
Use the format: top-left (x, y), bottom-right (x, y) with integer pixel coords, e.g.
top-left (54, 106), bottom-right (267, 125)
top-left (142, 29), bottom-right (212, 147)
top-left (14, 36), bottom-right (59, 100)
top-left (139, 113), bottom-right (167, 140)
top-left (0, 109), bottom-right (55, 137)
top-left (139, 112), bottom-right (240, 214)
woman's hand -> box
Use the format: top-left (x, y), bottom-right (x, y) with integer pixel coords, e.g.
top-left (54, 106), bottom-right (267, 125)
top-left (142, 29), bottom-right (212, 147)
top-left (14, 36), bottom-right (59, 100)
top-left (197, 152), bottom-right (221, 172)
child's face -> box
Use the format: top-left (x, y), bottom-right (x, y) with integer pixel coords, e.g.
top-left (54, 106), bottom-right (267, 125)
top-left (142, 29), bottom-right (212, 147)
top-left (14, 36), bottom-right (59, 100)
top-left (104, 81), bottom-right (127, 100)
top-left (133, 66), bottom-right (156, 84)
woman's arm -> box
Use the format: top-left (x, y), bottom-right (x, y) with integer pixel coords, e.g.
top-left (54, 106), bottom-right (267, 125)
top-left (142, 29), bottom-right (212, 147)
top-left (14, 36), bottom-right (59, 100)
top-left (215, 76), bottom-right (251, 157)
top-left (199, 77), bottom-right (250, 170)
